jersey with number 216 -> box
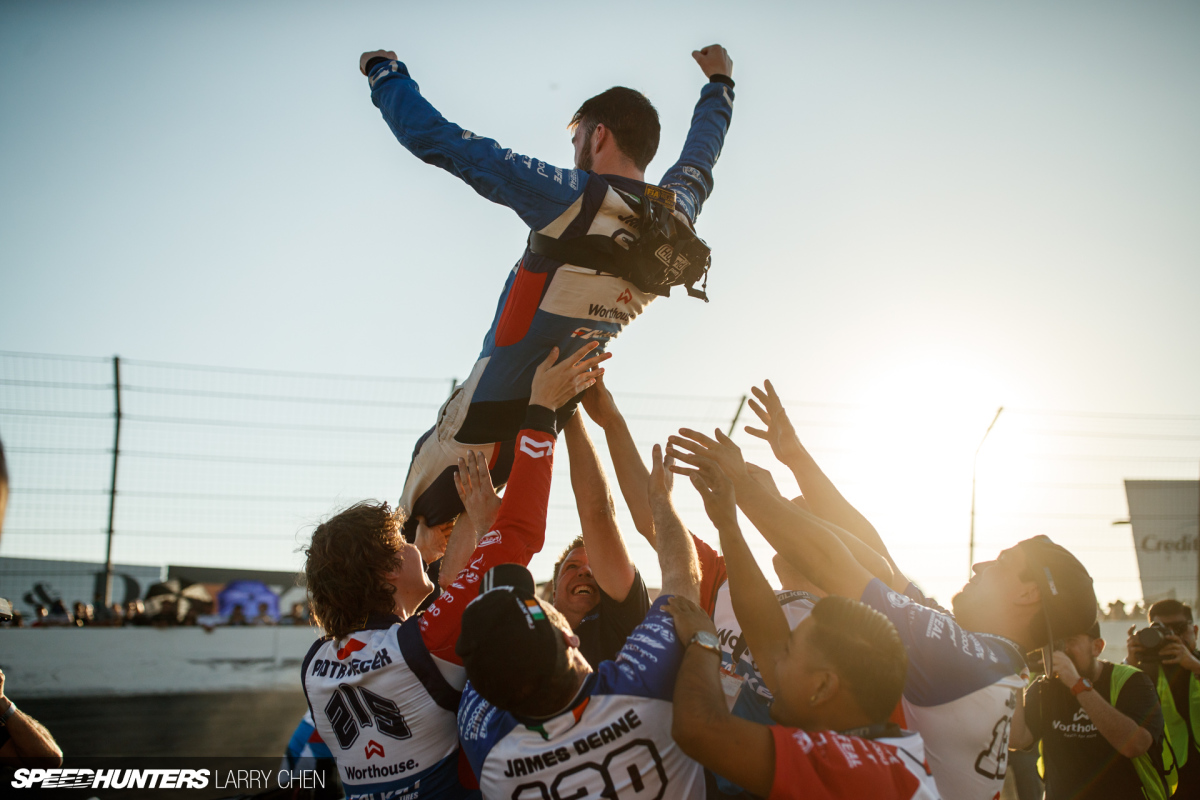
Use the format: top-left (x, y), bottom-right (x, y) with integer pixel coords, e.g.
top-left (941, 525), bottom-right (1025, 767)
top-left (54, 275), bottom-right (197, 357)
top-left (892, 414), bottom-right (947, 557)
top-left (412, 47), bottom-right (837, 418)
top-left (457, 597), bottom-right (703, 799)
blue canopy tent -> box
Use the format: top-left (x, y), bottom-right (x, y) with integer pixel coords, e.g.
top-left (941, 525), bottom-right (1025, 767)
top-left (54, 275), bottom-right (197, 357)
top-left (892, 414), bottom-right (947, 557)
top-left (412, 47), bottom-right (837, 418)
top-left (217, 580), bottom-right (278, 620)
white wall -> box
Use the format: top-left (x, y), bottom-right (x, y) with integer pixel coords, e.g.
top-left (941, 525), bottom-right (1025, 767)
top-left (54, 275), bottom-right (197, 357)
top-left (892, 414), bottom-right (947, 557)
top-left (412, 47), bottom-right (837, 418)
top-left (0, 626), bottom-right (321, 698)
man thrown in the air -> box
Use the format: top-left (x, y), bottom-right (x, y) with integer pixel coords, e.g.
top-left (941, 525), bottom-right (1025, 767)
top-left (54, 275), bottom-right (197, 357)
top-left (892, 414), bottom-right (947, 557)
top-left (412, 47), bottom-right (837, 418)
top-left (357, 44), bottom-right (736, 574)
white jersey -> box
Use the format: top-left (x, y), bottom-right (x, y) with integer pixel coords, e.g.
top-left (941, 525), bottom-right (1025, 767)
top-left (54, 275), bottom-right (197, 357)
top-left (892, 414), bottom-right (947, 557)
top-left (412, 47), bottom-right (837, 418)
top-left (458, 598), bottom-right (704, 799)
top-left (861, 579), bottom-right (1027, 800)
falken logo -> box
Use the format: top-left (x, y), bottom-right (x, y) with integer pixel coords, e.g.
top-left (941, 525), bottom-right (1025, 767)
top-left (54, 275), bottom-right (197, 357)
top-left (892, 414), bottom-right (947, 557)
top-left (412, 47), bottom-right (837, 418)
top-left (337, 638), bottom-right (367, 660)
top-left (477, 531), bottom-right (503, 547)
top-left (616, 288), bottom-right (633, 304)
top-left (571, 326), bottom-right (615, 341)
top-left (365, 740), bottom-right (386, 759)
top-left (519, 436), bottom-right (554, 459)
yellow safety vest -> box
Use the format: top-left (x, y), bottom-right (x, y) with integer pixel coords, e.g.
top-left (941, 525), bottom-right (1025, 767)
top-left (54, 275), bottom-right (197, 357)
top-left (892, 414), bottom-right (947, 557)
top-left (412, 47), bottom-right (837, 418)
top-left (1150, 664), bottom-right (1200, 770)
top-left (1036, 665), bottom-right (1177, 800)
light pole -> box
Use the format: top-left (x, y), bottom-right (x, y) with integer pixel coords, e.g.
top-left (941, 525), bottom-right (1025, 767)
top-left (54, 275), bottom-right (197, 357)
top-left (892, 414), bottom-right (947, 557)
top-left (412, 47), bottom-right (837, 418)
top-left (968, 406), bottom-right (1004, 581)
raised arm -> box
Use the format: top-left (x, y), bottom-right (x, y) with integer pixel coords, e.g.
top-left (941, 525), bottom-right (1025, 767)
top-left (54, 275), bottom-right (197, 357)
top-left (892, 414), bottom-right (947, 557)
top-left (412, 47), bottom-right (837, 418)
top-left (648, 445), bottom-right (700, 603)
top-left (665, 596), bottom-right (775, 798)
top-left (745, 380), bottom-right (904, 576)
top-left (658, 45), bottom-right (736, 223)
top-left (360, 51), bottom-right (585, 231)
top-left (441, 344), bottom-right (611, 584)
top-left (563, 412), bottom-right (636, 602)
top-left (679, 456), bottom-right (791, 695)
top-left (1051, 652), bottom-right (1154, 758)
top-left (581, 376), bottom-right (656, 547)
top-left (669, 428), bottom-right (876, 601)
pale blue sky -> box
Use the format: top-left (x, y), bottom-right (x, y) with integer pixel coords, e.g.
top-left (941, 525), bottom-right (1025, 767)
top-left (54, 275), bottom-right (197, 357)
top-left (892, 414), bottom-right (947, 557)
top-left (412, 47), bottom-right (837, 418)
top-left (2, 1), bottom-right (1199, 605)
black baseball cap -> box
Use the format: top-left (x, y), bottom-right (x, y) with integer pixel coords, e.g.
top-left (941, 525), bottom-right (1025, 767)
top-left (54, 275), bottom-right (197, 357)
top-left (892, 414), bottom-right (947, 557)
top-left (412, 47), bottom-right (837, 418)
top-left (456, 564), bottom-right (566, 713)
top-left (1018, 536), bottom-right (1097, 647)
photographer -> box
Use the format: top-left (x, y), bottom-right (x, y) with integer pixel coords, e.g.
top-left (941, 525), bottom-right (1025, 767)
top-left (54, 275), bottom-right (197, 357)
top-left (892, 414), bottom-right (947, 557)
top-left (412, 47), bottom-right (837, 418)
top-left (1127, 599), bottom-right (1200, 796)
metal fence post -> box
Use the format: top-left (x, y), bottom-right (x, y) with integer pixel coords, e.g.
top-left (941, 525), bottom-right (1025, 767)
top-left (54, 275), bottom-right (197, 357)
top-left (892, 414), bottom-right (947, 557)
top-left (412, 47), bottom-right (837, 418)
top-left (101, 356), bottom-right (123, 607)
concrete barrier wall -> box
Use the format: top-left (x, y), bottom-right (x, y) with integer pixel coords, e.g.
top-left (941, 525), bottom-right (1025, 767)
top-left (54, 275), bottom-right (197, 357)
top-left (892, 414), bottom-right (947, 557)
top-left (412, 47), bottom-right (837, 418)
top-left (0, 626), bottom-right (323, 698)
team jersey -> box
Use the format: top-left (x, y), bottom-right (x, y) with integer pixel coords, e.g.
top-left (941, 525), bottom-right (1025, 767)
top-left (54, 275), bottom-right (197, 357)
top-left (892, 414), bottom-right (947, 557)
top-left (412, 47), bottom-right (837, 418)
top-left (860, 579), bottom-right (1027, 800)
top-left (301, 412), bottom-right (559, 800)
top-left (694, 535), bottom-right (816, 723)
top-left (457, 596), bottom-right (704, 800)
top-left (365, 59), bottom-right (735, 532)
top-left (768, 726), bottom-right (942, 800)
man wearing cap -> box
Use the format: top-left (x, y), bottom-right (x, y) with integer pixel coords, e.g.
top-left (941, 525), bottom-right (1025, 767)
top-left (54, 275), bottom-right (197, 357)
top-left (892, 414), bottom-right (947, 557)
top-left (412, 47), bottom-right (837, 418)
top-left (669, 385), bottom-right (1100, 800)
top-left (1126, 599), bottom-right (1200, 797)
top-left (456, 444), bottom-right (707, 799)
top-left (300, 344), bottom-right (606, 800)
top-left (1011, 620), bottom-right (1169, 800)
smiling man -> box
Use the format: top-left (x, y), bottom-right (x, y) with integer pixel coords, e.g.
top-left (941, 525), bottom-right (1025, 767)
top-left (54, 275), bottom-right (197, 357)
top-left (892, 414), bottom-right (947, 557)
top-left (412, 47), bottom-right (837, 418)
top-left (548, 411), bottom-right (649, 667)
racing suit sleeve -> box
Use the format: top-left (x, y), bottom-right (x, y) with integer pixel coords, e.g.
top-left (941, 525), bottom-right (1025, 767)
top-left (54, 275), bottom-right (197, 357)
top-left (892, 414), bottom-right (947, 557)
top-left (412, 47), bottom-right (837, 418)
top-left (367, 60), bottom-right (586, 231)
top-left (657, 80), bottom-right (735, 223)
top-left (419, 404), bottom-right (558, 663)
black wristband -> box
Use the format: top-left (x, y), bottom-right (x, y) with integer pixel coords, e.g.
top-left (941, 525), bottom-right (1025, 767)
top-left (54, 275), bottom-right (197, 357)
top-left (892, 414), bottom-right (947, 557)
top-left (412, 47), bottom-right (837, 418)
top-left (523, 404), bottom-right (557, 436)
top-left (708, 74), bottom-right (735, 89)
top-left (364, 56), bottom-right (390, 76)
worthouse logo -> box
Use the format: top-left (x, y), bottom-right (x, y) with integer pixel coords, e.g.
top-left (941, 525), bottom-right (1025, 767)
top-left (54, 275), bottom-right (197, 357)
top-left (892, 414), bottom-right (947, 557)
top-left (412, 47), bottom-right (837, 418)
top-left (519, 436), bottom-right (553, 459)
top-left (616, 288), bottom-right (633, 304)
top-left (365, 740), bottom-right (386, 759)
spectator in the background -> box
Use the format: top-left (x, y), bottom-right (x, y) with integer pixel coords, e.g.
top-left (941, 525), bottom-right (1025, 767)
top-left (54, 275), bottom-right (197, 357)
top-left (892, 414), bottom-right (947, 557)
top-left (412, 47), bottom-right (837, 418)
top-left (227, 605), bottom-right (248, 626)
top-left (281, 602), bottom-right (309, 625)
top-left (124, 600), bottom-right (148, 626)
top-left (72, 602), bottom-right (94, 627)
top-left (253, 602), bottom-right (276, 626)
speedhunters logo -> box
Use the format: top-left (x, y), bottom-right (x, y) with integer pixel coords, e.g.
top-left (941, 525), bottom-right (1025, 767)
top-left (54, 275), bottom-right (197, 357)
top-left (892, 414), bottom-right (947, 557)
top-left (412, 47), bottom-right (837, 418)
top-left (11, 767), bottom-right (328, 791)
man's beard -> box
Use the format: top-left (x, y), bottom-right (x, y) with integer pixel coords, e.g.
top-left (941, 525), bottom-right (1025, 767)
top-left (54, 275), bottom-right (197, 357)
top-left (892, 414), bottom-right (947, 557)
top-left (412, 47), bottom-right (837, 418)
top-left (951, 585), bottom-right (982, 629)
top-left (576, 127), bottom-right (595, 172)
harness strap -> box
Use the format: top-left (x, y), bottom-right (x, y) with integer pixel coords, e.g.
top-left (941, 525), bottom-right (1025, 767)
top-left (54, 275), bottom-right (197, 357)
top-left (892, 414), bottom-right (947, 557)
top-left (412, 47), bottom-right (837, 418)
top-left (397, 616), bottom-right (463, 713)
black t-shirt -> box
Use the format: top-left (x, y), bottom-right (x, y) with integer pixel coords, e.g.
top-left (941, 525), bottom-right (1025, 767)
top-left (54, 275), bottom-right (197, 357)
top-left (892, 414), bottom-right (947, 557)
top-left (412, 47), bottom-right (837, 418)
top-left (1025, 661), bottom-right (1165, 800)
top-left (576, 568), bottom-right (650, 668)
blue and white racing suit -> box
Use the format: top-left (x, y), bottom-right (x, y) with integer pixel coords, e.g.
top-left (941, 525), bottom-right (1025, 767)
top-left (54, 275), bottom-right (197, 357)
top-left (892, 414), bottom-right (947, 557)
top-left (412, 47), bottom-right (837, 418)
top-left (365, 59), bottom-right (735, 532)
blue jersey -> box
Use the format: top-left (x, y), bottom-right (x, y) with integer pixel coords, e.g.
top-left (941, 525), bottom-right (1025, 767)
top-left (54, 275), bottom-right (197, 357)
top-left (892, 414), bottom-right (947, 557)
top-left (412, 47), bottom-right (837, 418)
top-left (366, 59), bottom-right (735, 530)
top-left (456, 597), bottom-right (705, 799)
top-left (861, 579), bottom-right (1027, 800)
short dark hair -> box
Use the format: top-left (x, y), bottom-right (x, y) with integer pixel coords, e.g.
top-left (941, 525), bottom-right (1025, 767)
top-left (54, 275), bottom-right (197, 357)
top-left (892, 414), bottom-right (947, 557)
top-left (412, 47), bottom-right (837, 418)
top-left (809, 597), bottom-right (908, 722)
top-left (552, 535), bottom-right (586, 589)
top-left (303, 501), bottom-right (405, 640)
top-left (1149, 599), bottom-right (1193, 623)
top-left (570, 87), bottom-right (660, 171)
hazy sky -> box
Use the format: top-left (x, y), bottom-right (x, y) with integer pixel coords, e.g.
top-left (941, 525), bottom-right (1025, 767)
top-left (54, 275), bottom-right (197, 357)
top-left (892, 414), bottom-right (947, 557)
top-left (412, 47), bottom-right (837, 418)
top-left (2, 1), bottom-right (1198, 606)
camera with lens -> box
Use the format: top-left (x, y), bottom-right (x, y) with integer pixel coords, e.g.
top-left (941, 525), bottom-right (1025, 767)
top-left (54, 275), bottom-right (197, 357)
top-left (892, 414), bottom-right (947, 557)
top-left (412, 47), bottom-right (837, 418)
top-left (1135, 622), bottom-right (1174, 663)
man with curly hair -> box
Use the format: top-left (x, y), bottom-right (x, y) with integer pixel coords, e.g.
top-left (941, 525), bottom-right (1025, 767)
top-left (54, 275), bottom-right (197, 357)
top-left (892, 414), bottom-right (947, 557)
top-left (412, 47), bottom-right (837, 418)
top-left (300, 343), bottom-right (607, 800)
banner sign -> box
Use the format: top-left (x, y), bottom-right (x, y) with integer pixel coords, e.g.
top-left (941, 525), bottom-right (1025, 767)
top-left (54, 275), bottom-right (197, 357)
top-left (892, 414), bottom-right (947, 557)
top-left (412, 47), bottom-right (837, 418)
top-left (1126, 480), bottom-right (1200, 606)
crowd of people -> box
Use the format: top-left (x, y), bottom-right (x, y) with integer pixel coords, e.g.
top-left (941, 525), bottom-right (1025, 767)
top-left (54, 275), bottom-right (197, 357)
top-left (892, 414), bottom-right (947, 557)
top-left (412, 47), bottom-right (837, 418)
top-left (279, 42), bottom-right (1200, 800)
top-left (0, 40), bottom-right (1195, 800)
top-left (1, 593), bottom-right (311, 629)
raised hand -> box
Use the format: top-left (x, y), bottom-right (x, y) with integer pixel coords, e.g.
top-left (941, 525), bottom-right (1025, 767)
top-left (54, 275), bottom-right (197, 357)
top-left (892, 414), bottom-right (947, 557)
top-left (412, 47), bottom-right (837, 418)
top-left (685, 455), bottom-right (739, 533)
top-left (667, 427), bottom-right (750, 483)
top-left (580, 373), bottom-right (620, 429)
top-left (454, 450), bottom-right (501, 535)
top-left (691, 44), bottom-right (733, 79)
top-left (647, 444), bottom-right (675, 506)
top-left (744, 380), bottom-right (804, 467)
top-left (529, 343), bottom-right (611, 411)
top-left (359, 50), bottom-right (398, 76)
